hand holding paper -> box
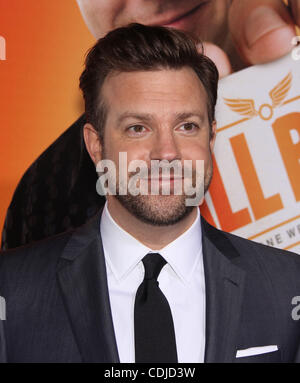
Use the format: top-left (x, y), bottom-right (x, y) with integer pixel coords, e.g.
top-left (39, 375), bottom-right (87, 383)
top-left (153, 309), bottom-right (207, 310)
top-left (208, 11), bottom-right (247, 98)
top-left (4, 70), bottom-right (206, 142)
top-left (200, 0), bottom-right (300, 78)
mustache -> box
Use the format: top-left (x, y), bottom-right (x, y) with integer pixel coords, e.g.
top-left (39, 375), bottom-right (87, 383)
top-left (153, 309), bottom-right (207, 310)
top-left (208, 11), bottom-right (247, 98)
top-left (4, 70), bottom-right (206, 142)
top-left (128, 167), bottom-right (198, 177)
top-left (128, 160), bottom-right (193, 178)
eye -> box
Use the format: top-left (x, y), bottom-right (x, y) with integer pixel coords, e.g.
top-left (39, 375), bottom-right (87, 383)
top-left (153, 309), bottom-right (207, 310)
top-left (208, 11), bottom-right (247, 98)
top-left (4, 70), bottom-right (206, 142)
top-left (126, 125), bottom-right (147, 135)
top-left (177, 122), bottom-right (199, 133)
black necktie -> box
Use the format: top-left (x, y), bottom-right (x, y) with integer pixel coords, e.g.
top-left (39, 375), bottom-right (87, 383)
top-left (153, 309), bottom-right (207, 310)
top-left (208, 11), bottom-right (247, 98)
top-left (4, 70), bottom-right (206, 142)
top-left (134, 252), bottom-right (178, 363)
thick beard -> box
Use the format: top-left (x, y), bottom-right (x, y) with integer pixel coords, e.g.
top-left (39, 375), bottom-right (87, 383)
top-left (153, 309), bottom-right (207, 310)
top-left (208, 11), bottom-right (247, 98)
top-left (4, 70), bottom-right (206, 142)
top-left (115, 164), bottom-right (213, 226)
top-left (115, 194), bottom-right (194, 226)
top-left (102, 147), bottom-right (213, 226)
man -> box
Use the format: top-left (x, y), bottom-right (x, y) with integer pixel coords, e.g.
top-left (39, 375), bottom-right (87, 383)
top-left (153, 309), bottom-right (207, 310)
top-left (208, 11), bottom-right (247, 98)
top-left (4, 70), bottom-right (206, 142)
top-left (1, 24), bottom-right (300, 363)
top-left (2, 0), bottom-right (300, 250)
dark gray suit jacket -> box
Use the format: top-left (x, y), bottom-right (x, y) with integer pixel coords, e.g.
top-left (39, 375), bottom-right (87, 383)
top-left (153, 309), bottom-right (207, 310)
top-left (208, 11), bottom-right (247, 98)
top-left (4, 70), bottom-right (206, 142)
top-left (1, 210), bottom-right (300, 363)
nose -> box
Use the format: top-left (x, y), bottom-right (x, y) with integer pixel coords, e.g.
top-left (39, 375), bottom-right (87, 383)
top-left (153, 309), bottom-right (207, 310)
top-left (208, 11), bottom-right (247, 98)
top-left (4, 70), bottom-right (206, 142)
top-left (150, 129), bottom-right (181, 162)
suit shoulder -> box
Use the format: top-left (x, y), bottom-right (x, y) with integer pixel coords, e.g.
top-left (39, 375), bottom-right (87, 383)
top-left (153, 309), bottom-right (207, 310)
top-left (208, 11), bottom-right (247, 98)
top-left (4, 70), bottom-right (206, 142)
top-left (0, 229), bottom-right (73, 273)
top-left (203, 219), bottom-right (300, 271)
top-left (0, 230), bottom-right (75, 317)
top-left (226, 229), bottom-right (299, 263)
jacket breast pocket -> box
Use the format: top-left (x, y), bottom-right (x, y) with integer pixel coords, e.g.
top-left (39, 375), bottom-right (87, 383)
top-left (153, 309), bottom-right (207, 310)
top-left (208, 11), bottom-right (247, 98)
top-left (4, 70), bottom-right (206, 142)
top-left (234, 349), bottom-right (282, 363)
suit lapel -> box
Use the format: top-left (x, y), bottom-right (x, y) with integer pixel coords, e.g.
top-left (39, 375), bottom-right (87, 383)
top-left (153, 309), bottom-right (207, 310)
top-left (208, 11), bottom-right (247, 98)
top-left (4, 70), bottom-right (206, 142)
top-left (56, 208), bottom-right (245, 363)
top-left (57, 211), bottom-right (119, 363)
top-left (201, 218), bottom-right (246, 363)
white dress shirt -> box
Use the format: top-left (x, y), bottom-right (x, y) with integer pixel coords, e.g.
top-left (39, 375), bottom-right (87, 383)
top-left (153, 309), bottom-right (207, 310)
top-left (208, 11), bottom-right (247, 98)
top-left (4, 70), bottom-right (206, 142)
top-left (100, 203), bottom-right (206, 363)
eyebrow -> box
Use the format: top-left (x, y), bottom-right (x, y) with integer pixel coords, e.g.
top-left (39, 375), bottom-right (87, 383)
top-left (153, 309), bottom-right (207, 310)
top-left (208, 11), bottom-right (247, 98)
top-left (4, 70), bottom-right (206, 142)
top-left (116, 112), bottom-right (153, 125)
top-left (116, 111), bottom-right (205, 125)
top-left (173, 112), bottom-right (204, 124)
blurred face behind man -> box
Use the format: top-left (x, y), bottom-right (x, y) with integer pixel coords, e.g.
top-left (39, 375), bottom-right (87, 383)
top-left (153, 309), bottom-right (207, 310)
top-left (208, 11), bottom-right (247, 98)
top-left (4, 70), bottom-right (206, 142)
top-left (77, 0), bottom-right (299, 76)
top-left (77, 0), bottom-right (231, 45)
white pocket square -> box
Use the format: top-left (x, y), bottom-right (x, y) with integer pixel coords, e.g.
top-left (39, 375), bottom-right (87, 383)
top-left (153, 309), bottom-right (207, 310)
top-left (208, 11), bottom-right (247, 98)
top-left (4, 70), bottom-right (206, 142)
top-left (236, 345), bottom-right (278, 358)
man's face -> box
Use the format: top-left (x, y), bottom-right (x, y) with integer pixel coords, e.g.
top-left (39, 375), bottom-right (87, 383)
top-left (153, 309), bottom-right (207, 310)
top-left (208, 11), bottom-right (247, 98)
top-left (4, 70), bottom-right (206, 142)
top-left (77, 0), bottom-right (230, 46)
top-left (92, 67), bottom-right (216, 225)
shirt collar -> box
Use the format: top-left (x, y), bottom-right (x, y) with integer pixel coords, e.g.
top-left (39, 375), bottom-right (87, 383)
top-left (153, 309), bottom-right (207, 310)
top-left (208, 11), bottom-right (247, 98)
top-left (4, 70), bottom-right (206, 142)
top-left (100, 202), bottom-right (202, 284)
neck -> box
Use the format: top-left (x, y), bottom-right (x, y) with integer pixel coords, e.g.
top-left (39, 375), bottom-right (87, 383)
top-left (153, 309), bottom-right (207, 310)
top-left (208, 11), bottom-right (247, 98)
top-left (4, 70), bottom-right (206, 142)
top-left (106, 197), bottom-right (198, 250)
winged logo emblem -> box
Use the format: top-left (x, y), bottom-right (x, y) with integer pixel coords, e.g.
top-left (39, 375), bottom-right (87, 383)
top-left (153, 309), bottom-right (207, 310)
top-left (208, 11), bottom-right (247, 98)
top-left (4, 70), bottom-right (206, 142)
top-left (224, 72), bottom-right (292, 121)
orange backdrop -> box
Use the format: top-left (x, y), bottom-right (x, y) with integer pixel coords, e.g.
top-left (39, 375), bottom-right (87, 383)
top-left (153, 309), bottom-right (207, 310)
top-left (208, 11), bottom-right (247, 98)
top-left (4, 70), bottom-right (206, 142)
top-left (1, 1), bottom-right (299, 253)
top-left (0, 0), bottom-right (94, 232)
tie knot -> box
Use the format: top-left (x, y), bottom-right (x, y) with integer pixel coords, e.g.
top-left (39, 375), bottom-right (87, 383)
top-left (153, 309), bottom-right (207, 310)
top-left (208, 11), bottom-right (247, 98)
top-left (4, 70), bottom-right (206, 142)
top-left (142, 253), bottom-right (167, 281)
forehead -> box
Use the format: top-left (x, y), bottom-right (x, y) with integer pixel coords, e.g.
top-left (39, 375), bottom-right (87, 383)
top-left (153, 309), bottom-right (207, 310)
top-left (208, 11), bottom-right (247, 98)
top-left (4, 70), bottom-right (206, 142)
top-left (101, 67), bottom-right (208, 116)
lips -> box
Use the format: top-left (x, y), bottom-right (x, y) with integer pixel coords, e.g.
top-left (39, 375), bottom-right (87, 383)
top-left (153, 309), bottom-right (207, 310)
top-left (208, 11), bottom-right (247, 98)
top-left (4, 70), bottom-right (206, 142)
top-left (147, 1), bottom-right (210, 28)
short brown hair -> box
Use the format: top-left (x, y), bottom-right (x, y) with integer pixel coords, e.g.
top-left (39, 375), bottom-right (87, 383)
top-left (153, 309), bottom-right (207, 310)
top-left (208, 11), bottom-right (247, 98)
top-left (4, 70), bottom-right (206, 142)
top-left (79, 23), bottom-right (219, 139)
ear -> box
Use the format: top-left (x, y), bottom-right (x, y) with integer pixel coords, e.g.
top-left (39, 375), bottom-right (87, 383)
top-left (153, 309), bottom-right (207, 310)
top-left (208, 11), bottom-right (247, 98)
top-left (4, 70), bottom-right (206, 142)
top-left (83, 123), bottom-right (102, 165)
top-left (209, 120), bottom-right (217, 152)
